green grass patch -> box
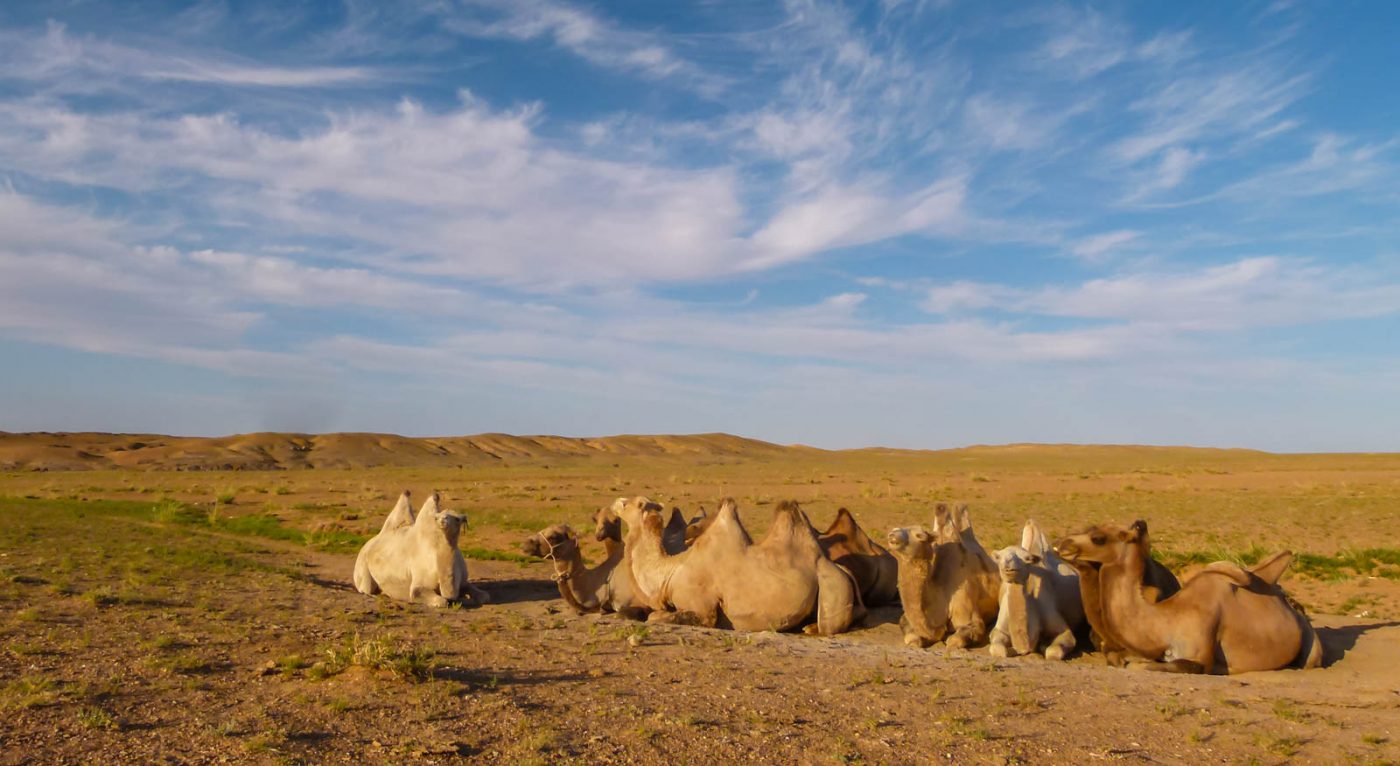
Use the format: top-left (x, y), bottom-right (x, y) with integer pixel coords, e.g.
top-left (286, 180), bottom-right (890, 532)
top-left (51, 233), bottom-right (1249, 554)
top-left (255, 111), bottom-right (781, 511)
top-left (1157, 545), bottom-right (1400, 581)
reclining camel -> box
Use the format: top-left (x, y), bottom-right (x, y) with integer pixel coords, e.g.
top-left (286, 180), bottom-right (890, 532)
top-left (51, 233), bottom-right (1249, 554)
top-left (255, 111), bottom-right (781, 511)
top-left (1054, 520), bottom-right (1322, 674)
top-left (988, 546), bottom-right (1075, 660)
top-left (818, 508), bottom-right (899, 606)
top-left (618, 496), bottom-right (863, 635)
top-left (1053, 521), bottom-right (1179, 666)
top-left (353, 492), bottom-right (489, 607)
top-left (886, 503), bottom-right (999, 649)
top-left (522, 505), bottom-right (648, 619)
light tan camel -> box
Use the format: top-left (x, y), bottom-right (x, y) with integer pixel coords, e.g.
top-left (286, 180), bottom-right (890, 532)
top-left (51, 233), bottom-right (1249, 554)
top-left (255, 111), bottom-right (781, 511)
top-left (1054, 520), bottom-right (1323, 674)
top-left (619, 497), bottom-right (863, 635)
top-left (818, 508), bottom-right (899, 606)
top-left (886, 504), bottom-right (1000, 649)
top-left (353, 492), bottom-right (487, 606)
top-left (1054, 521), bottom-right (1180, 665)
top-left (522, 505), bottom-right (648, 620)
top-left (988, 546), bottom-right (1075, 660)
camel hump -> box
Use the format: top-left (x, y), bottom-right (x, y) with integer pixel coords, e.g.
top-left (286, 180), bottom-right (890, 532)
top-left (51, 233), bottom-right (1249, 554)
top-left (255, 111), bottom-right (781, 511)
top-left (1020, 518), bottom-right (1050, 555)
top-left (1198, 561), bottom-right (1252, 587)
top-left (824, 507), bottom-right (857, 536)
top-left (1248, 550), bottom-right (1294, 585)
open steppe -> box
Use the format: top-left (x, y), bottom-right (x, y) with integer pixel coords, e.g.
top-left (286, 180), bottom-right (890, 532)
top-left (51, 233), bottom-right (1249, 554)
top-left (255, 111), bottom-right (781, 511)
top-left (2, 432), bottom-right (1399, 764)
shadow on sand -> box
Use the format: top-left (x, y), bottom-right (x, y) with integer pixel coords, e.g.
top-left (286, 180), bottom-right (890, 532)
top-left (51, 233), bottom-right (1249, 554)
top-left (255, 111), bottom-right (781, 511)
top-left (477, 577), bottom-right (559, 605)
top-left (1318, 620), bottom-right (1400, 666)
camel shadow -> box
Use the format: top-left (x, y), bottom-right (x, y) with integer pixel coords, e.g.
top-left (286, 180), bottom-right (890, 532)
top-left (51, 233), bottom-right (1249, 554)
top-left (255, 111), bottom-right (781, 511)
top-left (301, 573), bottom-right (357, 593)
top-left (477, 577), bottom-right (559, 605)
top-left (858, 604), bottom-right (905, 629)
top-left (1317, 620), bottom-right (1400, 667)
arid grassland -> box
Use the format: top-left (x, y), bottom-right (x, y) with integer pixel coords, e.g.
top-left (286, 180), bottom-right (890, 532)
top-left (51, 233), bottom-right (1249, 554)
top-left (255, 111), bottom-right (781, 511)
top-left (2, 435), bottom-right (1399, 764)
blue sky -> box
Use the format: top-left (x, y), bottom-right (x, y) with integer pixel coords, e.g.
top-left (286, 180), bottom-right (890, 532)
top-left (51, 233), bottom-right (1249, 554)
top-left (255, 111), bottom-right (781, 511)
top-left (0, 1), bottom-right (1397, 450)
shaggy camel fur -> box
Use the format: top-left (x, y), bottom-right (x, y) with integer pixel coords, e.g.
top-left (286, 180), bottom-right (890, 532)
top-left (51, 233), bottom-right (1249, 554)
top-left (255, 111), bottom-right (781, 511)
top-left (620, 497), bottom-right (863, 635)
top-left (1055, 521), bottom-right (1323, 674)
top-left (353, 492), bottom-right (488, 606)
top-left (818, 508), bottom-right (900, 606)
top-left (522, 507), bottom-right (648, 619)
top-left (988, 546), bottom-right (1075, 660)
top-left (1054, 522), bottom-right (1180, 666)
top-left (1018, 519), bottom-right (1084, 631)
top-left (886, 504), bottom-right (999, 649)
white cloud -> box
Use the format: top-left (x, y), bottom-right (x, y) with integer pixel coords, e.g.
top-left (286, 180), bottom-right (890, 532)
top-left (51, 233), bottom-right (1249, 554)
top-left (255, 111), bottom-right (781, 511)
top-left (0, 22), bottom-right (372, 88)
top-left (1070, 229), bottom-right (1140, 260)
top-left (440, 0), bottom-right (720, 91)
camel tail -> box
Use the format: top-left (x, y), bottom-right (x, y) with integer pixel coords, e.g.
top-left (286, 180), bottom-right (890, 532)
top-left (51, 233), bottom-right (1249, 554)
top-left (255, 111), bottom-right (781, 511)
top-left (1248, 550), bottom-right (1294, 586)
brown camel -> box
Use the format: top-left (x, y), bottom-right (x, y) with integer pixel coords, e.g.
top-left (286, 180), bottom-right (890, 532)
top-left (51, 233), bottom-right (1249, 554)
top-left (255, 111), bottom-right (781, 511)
top-left (1054, 520), bottom-right (1323, 674)
top-left (522, 504), bottom-right (648, 620)
top-left (620, 497), bottom-right (863, 635)
top-left (886, 504), bottom-right (999, 649)
top-left (1053, 521), bottom-right (1180, 666)
top-left (819, 508), bottom-right (899, 606)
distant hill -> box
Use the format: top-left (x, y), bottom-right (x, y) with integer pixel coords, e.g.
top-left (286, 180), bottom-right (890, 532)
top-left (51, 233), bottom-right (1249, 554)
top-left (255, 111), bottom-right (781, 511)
top-left (0, 431), bottom-right (805, 471)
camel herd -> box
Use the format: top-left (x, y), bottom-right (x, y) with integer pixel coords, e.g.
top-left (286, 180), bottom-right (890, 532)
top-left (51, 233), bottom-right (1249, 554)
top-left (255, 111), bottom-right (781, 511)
top-left (354, 492), bottom-right (1323, 675)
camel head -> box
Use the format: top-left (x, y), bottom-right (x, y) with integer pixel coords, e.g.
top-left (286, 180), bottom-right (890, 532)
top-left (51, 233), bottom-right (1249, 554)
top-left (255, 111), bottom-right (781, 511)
top-left (1053, 520), bottom-right (1147, 565)
top-left (591, 505), bottom-right (623, 543)
top-left (992, 546), bottom-right (1040, 584)
top-left (611, 496), bottom-right (663, 530)
top-left (437, 510), bottom-right (466, 547)
top-left (522, 524), bottom-right (579, 561)
top-left (886, 525), bottom-right (936, 562)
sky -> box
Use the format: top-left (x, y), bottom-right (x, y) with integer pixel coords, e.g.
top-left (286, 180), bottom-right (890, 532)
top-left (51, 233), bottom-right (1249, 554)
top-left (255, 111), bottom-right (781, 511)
top-left (0, 1), bottom-right (1397, 451)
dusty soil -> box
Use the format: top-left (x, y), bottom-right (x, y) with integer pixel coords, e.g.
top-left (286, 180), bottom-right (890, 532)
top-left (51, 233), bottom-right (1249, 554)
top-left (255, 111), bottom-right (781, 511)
top-left (2, 495), bottom-right (1399, 766)
top-left (4, 438), bottom-right (1400, 764)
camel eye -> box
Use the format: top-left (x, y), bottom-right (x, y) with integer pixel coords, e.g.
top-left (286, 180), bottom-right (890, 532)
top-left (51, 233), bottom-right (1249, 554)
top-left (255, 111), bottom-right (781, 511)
top-left (1091, 534), bottom-right (1107, 545)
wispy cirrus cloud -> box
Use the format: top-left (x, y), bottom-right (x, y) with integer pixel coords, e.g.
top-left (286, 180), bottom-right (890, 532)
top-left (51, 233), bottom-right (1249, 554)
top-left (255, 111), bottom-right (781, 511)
top-left (0, 22), bottom-right (373, 88)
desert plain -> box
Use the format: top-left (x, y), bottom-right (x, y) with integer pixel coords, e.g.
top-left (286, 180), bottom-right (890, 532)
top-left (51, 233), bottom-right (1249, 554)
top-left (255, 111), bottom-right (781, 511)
top-left (2, 431), bottom-right (1399, 765)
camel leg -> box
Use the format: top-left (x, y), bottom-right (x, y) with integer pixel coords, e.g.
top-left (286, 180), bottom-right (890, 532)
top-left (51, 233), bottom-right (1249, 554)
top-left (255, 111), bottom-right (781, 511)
top-left (988, 628), bottom-right (1013, 658)
top-left (1041, 611), bottom-right (1075, 661)
top-left (1044, 628), bottom-right (1076, 661)
top-left (1137, 658), bottom-right (1207, 674)
top-left (947, 617), bottom-right (987, 651)
top-left (410, 577), bottom-right (449, 608)
top-left (352, 554), bottom-right (378, 596)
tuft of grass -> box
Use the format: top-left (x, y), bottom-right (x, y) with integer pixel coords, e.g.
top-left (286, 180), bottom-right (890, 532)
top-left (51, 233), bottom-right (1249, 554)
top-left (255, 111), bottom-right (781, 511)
top-left (312, 634), bottom-right (436, 682)
top-left (1362, 733), bottom-right (1389, 745)
top-left (1, 676), bottom-right (62, 710)
top-left (77, 705), bottom-right (119, 731)
top-left (276, 654), bottom-right (309, 678)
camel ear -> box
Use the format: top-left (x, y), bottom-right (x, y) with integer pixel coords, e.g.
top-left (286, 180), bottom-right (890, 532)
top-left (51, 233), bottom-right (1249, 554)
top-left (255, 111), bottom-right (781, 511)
top-left (562, 524), bottom-right (575, 539)
top-left (1129, 519), bottom-right (1148, 541)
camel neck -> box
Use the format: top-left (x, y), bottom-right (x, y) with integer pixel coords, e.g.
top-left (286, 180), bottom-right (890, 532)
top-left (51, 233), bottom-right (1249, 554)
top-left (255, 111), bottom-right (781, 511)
top-left (1103, 542), bottom-right (1158, 651)
top-left (601, 537), bottom-right (625, 565)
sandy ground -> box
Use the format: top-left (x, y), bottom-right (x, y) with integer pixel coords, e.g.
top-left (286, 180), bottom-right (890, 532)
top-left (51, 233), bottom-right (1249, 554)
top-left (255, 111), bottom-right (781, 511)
top-left (2, 504), bottom-right (1398, 766)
